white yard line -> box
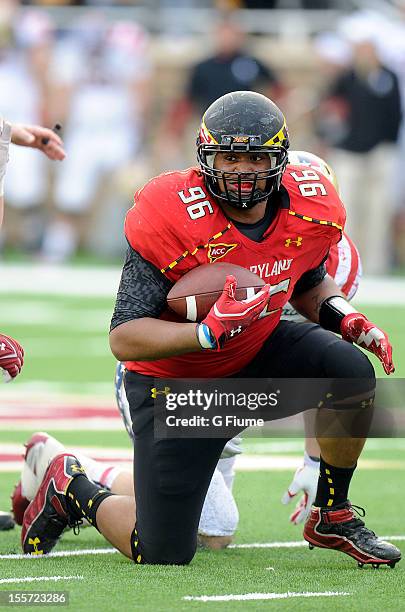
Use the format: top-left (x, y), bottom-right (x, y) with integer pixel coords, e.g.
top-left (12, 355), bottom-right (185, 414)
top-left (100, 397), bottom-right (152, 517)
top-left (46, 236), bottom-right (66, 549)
top-left (0, 537), bottom-right (404, 561)
top-left (0, 303), bottom-right (109, 330)
top-left (242, 439), bottom-right (405, 453)
top-left (0, 575), bottom-right (83, 584)
top-left (0, 263), bottom-right (404, 304)
top-left (0, 264), bottom-right (120, 297)
top-left (183, 591), bottom-right (350, 602)
top-left (230, 541), bottom-right (307, 549)
top-left (1, 451), bottom-right (404, 473)
top-left (0, 444), bottom-right (132, 459)
top-left (0, 381), bottom-right (113, 398)
top-left (0, 548), bottom-right (118, 560)
top-left (1, 450), bottom-right (404, 473)
top-left (229, 536), bottom-right (405, 549)
top-left (0, 420), bottom-right (124, 434)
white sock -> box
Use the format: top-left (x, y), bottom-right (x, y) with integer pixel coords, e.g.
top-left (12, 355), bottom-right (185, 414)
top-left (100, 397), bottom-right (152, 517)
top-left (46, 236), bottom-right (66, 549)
top-left (75, 454), bottom-right (122, 490)
top-left (198, 467), bottom-right (239, 536)
top-left (216, 456), bottom-right (236, 491)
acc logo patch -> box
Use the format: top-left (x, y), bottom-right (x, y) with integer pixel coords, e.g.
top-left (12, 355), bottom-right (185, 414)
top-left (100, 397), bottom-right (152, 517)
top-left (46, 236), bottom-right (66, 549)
top-left (207, 243), bottom-right (238, 263)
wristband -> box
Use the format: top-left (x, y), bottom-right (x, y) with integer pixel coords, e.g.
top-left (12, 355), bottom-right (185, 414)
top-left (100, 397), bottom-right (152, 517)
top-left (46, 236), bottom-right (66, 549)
top-left (319, 295), bottom-right (357, 334)
top-left (196, 323), bottom-right (217, 350)
top-left (304, 451), bottom-right (320, 468)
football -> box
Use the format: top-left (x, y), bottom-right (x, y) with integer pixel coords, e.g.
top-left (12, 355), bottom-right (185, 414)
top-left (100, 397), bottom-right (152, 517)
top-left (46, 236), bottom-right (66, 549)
top-left (167, 262), bottom-right (264, 321)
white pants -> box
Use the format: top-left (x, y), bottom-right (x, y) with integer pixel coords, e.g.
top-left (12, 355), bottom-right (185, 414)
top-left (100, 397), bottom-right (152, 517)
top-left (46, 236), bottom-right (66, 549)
top-left (53, 128), bottom-right (136, 214)
top-left (5, 145), bottom-right (48, 209)
top-left (198, 456), bottom-right (239, 537)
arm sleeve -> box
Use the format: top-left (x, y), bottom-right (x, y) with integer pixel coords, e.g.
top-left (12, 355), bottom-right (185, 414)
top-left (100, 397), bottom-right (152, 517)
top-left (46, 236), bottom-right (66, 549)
top-left (110, 245), bottom-right (173, 332)
top-left (291, 256), bottom-right (328, 298)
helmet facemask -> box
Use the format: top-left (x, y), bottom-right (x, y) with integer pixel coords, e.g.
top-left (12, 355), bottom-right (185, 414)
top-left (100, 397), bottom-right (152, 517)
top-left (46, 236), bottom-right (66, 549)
top-left (197, 138), bottom-right (289, 210)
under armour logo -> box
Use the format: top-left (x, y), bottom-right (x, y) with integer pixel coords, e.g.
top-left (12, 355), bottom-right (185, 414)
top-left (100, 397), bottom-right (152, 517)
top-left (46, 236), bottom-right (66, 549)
top-left (230, 326), bottom-right (242, 337)
top-left (71, 463), bottom-right (85, 473)
top-left (0, 343), bottom-right (6, 351)
top-left (28, 537), bottom-right (43, 555)
top-left (151, 386), bottom-right (171, 399)
top-left (285, 237), bottom-right (303, 247)
top-left (361, 398), bottom-right (374, 408)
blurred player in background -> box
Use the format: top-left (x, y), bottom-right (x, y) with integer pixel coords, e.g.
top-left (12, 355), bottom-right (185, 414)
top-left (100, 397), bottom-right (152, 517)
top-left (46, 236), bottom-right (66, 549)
top-left (41, 16), bottom-right (152, 262)
top-left (316, 30), bottom-right (401, 274)
top-left (158, 16), bottom-right (282, 171)
top-left (0, 116), bottom-right (65, 531)
top-left (0, 10), bottom-right (55, 252)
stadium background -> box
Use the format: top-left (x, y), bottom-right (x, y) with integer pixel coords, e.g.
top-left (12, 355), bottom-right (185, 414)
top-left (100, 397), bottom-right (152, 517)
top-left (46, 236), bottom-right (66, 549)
top-left (1, 1), bottom-right (405, 610)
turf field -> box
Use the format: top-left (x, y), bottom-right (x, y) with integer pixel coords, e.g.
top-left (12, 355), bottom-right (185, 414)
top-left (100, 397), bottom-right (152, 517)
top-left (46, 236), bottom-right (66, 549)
top-left (1, 276), bottom-right (405, 610)
top-left (0, 445), bottom-right (404, 611)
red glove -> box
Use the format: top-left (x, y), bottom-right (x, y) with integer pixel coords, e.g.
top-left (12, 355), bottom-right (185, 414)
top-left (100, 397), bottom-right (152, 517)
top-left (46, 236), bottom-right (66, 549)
top-left (0, 334), bottom-right (24, 382)
top-left (197, 275), bottom-right (271, 350)
top-left (341, 313), bottom-right (394, 375)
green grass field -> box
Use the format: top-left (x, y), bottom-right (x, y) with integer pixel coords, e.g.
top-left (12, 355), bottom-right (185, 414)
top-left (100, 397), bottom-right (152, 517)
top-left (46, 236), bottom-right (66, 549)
top-left (0, 456), bottom-right (404, 611)
top-left (1, 291), bottom-right (404, 610)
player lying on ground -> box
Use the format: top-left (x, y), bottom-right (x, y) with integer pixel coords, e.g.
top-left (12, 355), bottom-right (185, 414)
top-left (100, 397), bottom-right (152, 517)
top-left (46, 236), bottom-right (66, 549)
top-left (11, 153), bottom-right (360, 541)
top-left (0, 118), bottom-right (64, 530)
top-left (12, 428), bottom-right (240, 551)
top-left (20, 92), bottom-right (400, 568)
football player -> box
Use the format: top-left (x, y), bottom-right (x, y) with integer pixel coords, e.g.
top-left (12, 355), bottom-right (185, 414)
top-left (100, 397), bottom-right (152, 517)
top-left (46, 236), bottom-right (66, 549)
top-left (281, 150), bottom-right (362, 525)
top-left (11, 150), bottom-right (359, 544)
top-left (0, 118), bottom-right (65, 378)
top-left (0, 118), bottom-right (65, 530)
top-left (21, 92), bottom-right (400, 569)
top-left (111, 149), bottom-right (361, 529)
top-left (12, 427), bottom-right (240, 550)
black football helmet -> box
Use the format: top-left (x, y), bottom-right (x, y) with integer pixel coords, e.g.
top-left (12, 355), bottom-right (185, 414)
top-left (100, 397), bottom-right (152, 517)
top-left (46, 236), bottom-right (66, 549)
top-left (197, 91), bottom-right (289, 209)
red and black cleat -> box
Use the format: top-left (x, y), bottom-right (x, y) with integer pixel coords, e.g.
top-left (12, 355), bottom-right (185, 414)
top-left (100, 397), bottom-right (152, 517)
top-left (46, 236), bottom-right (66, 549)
top-left (304, 502), bottom-right (401, 569)
top-left (21, 454), bottom-right (85, 555)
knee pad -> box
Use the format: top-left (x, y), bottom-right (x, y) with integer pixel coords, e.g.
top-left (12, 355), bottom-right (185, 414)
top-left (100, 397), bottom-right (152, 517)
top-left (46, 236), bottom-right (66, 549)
top-left (323, 340), bottom-right (375, 381)
top-left (198, 467), bottom-right (239, 537)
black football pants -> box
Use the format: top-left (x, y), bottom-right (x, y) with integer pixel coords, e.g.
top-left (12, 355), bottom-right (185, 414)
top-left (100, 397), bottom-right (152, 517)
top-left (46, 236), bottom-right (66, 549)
top-left (124, 321), bottom-right (375, 565)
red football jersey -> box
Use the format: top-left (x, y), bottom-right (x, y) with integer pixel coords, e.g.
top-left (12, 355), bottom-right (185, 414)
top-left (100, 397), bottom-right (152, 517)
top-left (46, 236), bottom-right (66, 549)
top-left (124, 165), bottom-right (346, 378)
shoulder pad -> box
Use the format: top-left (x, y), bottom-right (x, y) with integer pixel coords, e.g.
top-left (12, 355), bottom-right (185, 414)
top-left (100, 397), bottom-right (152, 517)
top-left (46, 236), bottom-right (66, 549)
top-left (282, 165), bottom-right (346, 232)
top-left (124, 167), bottom-right (227, 277)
